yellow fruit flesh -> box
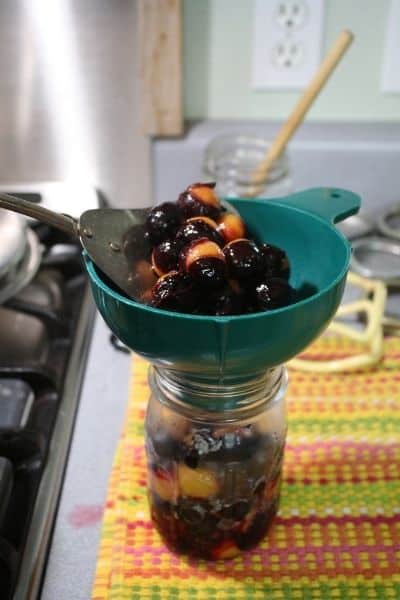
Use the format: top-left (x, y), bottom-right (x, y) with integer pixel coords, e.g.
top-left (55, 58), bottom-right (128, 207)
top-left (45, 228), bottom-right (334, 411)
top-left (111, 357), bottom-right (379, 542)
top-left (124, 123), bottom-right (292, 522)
top-left (185, 240), bottom-right (225, 269)
top-left (177, 464), bottom-right (219, 498)
top-left (190, 185), bottom-right (220, 208)
top-left (218, 214), bottom-right (245, 242)
top-left (213, 541), bottom-right (241, 559)
top-left (187, 216), bottom-right (218, 229)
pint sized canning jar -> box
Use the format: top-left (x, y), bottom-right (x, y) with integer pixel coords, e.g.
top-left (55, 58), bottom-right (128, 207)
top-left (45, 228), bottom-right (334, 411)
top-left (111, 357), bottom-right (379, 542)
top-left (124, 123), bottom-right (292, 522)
top-left (203, 134), bottom-right (292, 199)
top-left (145, 366), bottom-right (288, 559)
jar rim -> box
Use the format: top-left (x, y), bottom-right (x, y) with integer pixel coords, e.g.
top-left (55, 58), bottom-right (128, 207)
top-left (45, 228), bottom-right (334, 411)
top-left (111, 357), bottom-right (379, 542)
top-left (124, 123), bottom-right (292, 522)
top-left (149, 366), bottom-right (288, 420)
top-left (203, 134), bottom-right (289, 184)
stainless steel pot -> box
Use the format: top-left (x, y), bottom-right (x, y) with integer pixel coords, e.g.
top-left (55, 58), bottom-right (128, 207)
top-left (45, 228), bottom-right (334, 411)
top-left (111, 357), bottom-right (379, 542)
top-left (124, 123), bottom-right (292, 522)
top-left (0, 209), bottom-right (41, 303)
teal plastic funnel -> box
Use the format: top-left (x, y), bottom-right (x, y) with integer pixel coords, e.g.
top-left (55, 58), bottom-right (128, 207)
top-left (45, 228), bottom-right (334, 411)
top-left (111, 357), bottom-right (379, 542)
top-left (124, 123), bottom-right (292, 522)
top-left (85, 187), bottom-right (360, 382)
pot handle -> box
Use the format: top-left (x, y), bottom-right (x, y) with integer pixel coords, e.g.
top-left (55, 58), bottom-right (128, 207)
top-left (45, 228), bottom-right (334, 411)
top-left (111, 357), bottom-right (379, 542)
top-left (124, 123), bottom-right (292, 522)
top-left (276, 187), bottom-right (361, 224)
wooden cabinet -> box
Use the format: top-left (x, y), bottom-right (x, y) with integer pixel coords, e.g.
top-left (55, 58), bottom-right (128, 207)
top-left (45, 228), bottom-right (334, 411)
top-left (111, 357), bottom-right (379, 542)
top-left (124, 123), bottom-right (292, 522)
top-left (138, 0), bottom-right (183, 136)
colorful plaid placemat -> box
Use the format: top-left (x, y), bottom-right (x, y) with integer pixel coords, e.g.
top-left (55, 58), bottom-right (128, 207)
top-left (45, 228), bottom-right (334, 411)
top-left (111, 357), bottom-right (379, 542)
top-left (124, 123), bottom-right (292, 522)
top-left (92, 336), bottom-right (400, 600)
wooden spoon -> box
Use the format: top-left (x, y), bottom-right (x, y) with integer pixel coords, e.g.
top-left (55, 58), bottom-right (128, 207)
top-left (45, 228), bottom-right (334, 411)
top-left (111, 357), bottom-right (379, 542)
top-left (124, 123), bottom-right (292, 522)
top-left (249, 29), bottom-right (354, 196)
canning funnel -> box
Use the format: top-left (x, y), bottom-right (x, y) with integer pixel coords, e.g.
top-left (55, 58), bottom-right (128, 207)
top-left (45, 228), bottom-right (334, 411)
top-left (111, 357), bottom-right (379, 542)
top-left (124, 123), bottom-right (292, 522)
top-left (84, 187), bottom-right (360, 382)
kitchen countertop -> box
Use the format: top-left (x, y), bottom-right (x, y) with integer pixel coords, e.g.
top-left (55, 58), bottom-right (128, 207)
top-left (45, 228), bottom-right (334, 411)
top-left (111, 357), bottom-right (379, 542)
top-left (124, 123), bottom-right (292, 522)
top-left (40, 291), bottom-right (400, 600)
top-left (41, 313), bottom-right (131, 600)
top-left (39, 120), bottom-right (400, 599)
top-left (153, 120), bottom-right (400, 215)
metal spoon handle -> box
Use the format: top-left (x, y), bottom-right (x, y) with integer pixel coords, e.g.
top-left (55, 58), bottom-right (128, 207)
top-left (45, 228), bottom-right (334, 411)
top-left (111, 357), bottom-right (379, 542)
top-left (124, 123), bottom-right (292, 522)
top-left (0, 192), bottom-right (79, 237)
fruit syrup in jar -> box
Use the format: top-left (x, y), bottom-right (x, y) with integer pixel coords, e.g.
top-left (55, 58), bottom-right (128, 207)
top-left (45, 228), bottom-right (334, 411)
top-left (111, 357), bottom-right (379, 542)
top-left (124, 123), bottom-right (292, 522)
top-left (145, 367), bottom-right (287, 560)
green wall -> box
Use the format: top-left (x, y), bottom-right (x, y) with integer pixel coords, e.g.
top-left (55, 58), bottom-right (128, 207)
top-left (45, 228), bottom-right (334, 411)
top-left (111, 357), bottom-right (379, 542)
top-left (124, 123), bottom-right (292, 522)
top-left (183, 0), bottom-right (400, 121)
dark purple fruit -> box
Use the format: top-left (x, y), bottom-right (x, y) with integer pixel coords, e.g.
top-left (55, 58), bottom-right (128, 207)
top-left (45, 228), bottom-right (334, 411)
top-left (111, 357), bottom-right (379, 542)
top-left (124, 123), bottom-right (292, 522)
top-left (223, 239), bottom-right (262, 282)
top-left (183, 426), bottom-right (262, 461)
top-left (295, 282), bottom-right (318, 301)
top-left (151, 271), bottom-right (197, 312)
top-left (178, 182), bottom-right (221, 221)
top-left (175, 217), bottom-right (224, 249)
top-left (177, 502), bottom-right (206, 525)
top-left (260, 243), bottom-right (290, 280)
top-left (180, 238), bottom-right (226, 290)
top-left (220, 500), bottom-right (250, 521)
top-left (145, 202), bottom-right (182, 245)
top-left (253, 278), bottom-right (294, 311)
top-left (235, 507), bottom-right (276, 550)
top-left (151, 430), bottom-right (184, 461)
top-left (181, 429), bottom-right (223, 467)
top-left (221, 430), bottom-right (262, 461)
top-left (184, 429), bottom-right (223, 459)
top-left (184, 449), bottom-right (200, 469)
top-left (151, 240), bottom-right (179, 277)
top-left (188, 258), bottom-right (226, 290)
top-left (212, 287), bottom-right (243, 316)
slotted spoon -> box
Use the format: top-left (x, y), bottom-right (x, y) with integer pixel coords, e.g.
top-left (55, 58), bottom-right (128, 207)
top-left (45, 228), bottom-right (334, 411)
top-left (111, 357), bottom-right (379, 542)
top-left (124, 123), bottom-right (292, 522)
top-left (0, 191), bottom-right (155, 300)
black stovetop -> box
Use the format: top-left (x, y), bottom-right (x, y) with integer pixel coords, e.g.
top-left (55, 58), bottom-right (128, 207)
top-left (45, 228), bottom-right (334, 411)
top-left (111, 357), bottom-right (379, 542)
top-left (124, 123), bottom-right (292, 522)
top-left (0, 207), bottom-right (96, 599)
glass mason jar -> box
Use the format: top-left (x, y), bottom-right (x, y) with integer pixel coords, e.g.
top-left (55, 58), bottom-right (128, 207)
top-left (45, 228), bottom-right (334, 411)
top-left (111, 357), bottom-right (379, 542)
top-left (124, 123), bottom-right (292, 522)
top-left (203, 134), bottom-right (292, 198)
top-left (145, 366), bottom-right (288, 560)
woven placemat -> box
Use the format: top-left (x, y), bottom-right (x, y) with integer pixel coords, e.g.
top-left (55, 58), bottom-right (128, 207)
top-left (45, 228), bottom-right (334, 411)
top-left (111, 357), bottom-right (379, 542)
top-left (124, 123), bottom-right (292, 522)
top-left (92, 336), bottom-right (400, 600)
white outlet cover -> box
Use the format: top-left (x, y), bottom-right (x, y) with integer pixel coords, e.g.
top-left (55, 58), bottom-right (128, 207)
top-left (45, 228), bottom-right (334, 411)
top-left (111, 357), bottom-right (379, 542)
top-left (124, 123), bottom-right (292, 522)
top-left (252, 0), bottom-right (325, 90)
top-left (381, 0), bottom-right (400, 93)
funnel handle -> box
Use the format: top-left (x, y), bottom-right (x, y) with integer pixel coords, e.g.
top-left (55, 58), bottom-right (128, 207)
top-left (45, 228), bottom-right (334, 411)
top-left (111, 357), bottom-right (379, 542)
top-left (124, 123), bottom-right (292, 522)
top-left (277, 187), bottom-right (361, 224)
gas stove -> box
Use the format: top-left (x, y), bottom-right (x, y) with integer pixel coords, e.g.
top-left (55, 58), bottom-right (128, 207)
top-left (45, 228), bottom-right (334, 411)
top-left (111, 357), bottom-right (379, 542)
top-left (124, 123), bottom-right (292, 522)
top-left (0, 182), bottom-right (100, 599)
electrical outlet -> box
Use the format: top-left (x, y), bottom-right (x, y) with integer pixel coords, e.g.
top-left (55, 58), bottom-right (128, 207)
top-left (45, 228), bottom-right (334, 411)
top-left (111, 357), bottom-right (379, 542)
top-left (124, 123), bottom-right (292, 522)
top-left (272, 40), bottom-right (305, 69)
top-left (381, 0), bottom-right (400, 93)
top-left (275, 1), bottom-right (309, 30)
top-left (252, 0), bottom-right (325, 90)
